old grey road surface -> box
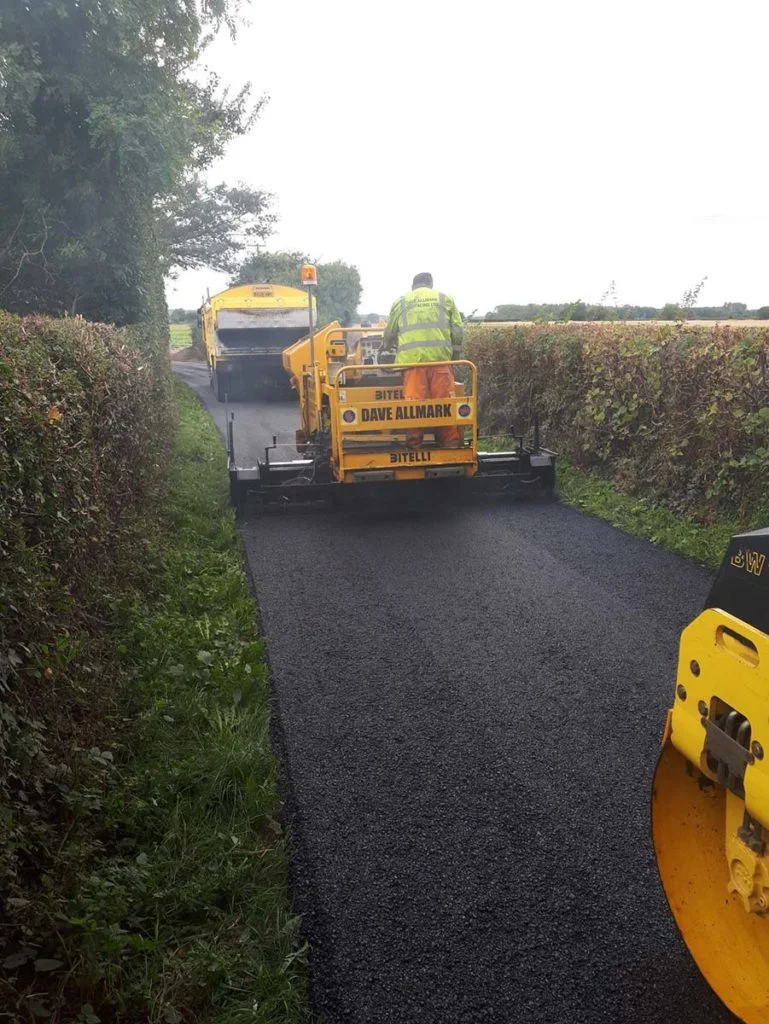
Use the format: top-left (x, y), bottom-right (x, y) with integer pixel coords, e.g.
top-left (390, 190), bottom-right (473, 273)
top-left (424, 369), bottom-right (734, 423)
top-left (176, 361), bottom-right (737, 1024)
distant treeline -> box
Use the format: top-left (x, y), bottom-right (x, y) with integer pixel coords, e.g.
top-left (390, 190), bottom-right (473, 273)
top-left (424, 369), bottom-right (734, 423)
top-left (480, 301), bottom-right (769, 323)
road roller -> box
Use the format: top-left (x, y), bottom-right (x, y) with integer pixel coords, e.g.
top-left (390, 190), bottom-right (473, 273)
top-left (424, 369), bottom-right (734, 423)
top-left (652, 528), bottom-right (769, 1022)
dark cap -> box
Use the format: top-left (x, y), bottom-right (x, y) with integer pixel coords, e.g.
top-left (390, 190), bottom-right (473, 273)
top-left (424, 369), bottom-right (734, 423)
top-left (412, 272), bottom-right (433, 289)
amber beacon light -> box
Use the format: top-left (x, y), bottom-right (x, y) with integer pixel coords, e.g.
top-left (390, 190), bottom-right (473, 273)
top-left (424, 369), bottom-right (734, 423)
top-left (300, 264), bottom-right (318, 287)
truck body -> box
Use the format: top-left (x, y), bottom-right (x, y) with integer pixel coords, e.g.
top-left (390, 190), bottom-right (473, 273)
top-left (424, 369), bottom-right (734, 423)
top-left (200, 283), bottom-right (315, 400)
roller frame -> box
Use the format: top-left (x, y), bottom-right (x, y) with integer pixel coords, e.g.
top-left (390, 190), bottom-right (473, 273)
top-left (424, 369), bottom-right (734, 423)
top-left (652, 528), bottom-right (769, 1023)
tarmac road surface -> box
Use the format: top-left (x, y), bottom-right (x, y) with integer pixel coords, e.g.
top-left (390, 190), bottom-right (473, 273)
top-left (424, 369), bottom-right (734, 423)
top-left (173, 360), bottom-right (301, 467)
top-left (176, 361), bottom-right (737, 1024)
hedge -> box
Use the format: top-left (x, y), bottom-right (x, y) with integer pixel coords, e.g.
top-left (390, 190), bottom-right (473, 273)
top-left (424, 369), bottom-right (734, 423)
top-left (0, 312), bottom-right (173, 967)
top-left (467, 322), bottom-right (769, 522)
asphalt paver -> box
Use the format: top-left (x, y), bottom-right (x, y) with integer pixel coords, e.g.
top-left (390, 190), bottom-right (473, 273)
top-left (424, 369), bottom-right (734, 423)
top-left (176, 363), bottom-right (737, 1024)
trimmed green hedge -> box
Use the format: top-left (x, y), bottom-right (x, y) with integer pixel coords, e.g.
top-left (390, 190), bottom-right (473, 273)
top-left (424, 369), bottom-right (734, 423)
top-left (0, 312), bottom-right (173, 968)
top-left (468, 322), bottom-right (769, 522)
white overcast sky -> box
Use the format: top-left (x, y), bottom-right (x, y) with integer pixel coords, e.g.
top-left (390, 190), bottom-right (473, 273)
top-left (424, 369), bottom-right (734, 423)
top-left (167, 0), bottom-right (769, 315)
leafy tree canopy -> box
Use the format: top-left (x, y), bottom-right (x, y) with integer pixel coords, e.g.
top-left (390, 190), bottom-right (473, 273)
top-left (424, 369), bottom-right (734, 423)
top-left (0, 0), bottom-right (269, 323)
top-left (157, 179), bottom-right (275, 276)
top-left (660, 303), bottom-right (683, 320)
top-left (169, 307), bottom-right (196, 323)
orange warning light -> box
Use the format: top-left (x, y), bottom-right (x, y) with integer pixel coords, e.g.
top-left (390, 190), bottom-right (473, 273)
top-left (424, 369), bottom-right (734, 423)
top-left (300, 263), bottom-right (318, 287)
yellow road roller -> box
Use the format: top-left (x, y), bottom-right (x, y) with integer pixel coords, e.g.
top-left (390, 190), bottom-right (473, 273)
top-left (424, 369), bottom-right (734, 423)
top-left (652, 528), bottom-right (769, 1022)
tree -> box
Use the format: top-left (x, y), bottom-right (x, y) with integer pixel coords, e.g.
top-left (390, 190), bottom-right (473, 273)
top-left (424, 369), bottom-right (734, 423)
top-left (156, 179), bottom-right (274, 277)
top-left (562, 300), bottom-right (587, 322)
top-left (315, 260), bottom-right (363, 327)
top-left (721, 302), bottom-right (748, 318)
top-left (757, 307), bottom-right (769, 320)
top-left (233, 250), bottom-right (312, 288)
top-left (0, 0), bottom-right (265, 325)
top-left (233, 251), bottom-right (362, 327)
top-left (169, 308), bottom-right (196, 323)
top-left (586, 304), bottom-right (609, 321)
top-left (660, 303), bottom-right (682, 320)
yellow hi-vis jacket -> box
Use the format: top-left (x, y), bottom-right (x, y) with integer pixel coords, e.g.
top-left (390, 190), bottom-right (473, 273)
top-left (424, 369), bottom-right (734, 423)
top-left (382, 287), bottom-right (464, 364)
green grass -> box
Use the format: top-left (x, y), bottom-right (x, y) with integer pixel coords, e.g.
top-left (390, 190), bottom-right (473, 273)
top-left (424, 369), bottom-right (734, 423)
top-left (554, 459), bottom-right (744, 570)
top-left (170, 323), bottom-right (193, 349)
top-left (483, 433), bottom-right (752, 569)
top-left (53, 379), bottom-right (312, 1023)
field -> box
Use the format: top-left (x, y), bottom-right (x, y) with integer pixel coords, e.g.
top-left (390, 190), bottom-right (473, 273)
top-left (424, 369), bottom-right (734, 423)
top-left (477, 319), bottom-right (768, 327)
top-left (170, 322), bottom-right (193, 348)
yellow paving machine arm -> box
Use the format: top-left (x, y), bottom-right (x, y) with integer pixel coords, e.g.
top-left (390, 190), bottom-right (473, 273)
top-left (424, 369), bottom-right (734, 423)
top-left (652, 528), bottom-right (769, 1022)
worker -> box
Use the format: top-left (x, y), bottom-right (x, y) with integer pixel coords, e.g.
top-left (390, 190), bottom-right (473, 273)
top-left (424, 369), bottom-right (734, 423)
top-left (382, 272), bottom-right (464, 448)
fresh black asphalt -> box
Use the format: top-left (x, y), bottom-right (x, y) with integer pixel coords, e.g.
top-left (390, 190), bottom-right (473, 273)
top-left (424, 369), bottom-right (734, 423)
top-left (176, 362), bottom-right (737, 1024)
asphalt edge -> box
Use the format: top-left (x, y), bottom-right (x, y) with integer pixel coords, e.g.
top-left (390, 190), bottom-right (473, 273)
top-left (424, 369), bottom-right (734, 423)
top-left (234, 513), bottom-right (343, 1024)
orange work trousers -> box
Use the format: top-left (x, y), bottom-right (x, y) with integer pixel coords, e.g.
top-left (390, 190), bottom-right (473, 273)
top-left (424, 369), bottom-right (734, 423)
top-left (402, 365), bottom-right (462, 448)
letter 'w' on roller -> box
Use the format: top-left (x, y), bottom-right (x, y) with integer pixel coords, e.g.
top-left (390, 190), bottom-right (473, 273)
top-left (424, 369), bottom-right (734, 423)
top-left (652, 527), bottom-right (769, 1023)
top-left (224, 265), bottom-right (557, 509)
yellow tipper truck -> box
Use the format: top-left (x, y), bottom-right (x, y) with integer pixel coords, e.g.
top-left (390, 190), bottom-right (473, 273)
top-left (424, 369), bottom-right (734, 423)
top-left (199, 283), bottom-right (316, 401)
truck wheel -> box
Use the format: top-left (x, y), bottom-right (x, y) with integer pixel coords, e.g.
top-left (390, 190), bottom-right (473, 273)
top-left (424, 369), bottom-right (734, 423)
top-left (229, 473), bottom-right (241, 509)
top-left (214, 366), bottom-right (231, 403)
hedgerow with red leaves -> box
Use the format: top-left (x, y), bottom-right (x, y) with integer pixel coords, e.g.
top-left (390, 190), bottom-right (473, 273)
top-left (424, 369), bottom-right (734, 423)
top-left (468, 321), bottom-right (769, 522)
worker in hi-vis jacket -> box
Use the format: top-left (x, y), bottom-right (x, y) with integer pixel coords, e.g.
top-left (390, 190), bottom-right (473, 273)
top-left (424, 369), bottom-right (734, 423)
top-left (382, 272), bottom-right (464, 448)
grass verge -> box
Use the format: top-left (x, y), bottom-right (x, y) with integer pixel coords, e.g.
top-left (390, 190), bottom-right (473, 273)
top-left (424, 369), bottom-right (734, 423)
top-left (98, 379), bottom-right (311, 1022)
top-left (554, 458), bottom-right (748, 570)
top-left (3, 379), bottom-right (311, 1023)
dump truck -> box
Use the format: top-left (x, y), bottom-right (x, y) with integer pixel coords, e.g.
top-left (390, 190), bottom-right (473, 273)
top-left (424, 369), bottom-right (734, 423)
top-left (226, 265), bottom-right (555, 507)
top-left (652, 528), bottom-right (769, 1022)
top-left (199, 283), bottom-right (316, 401)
